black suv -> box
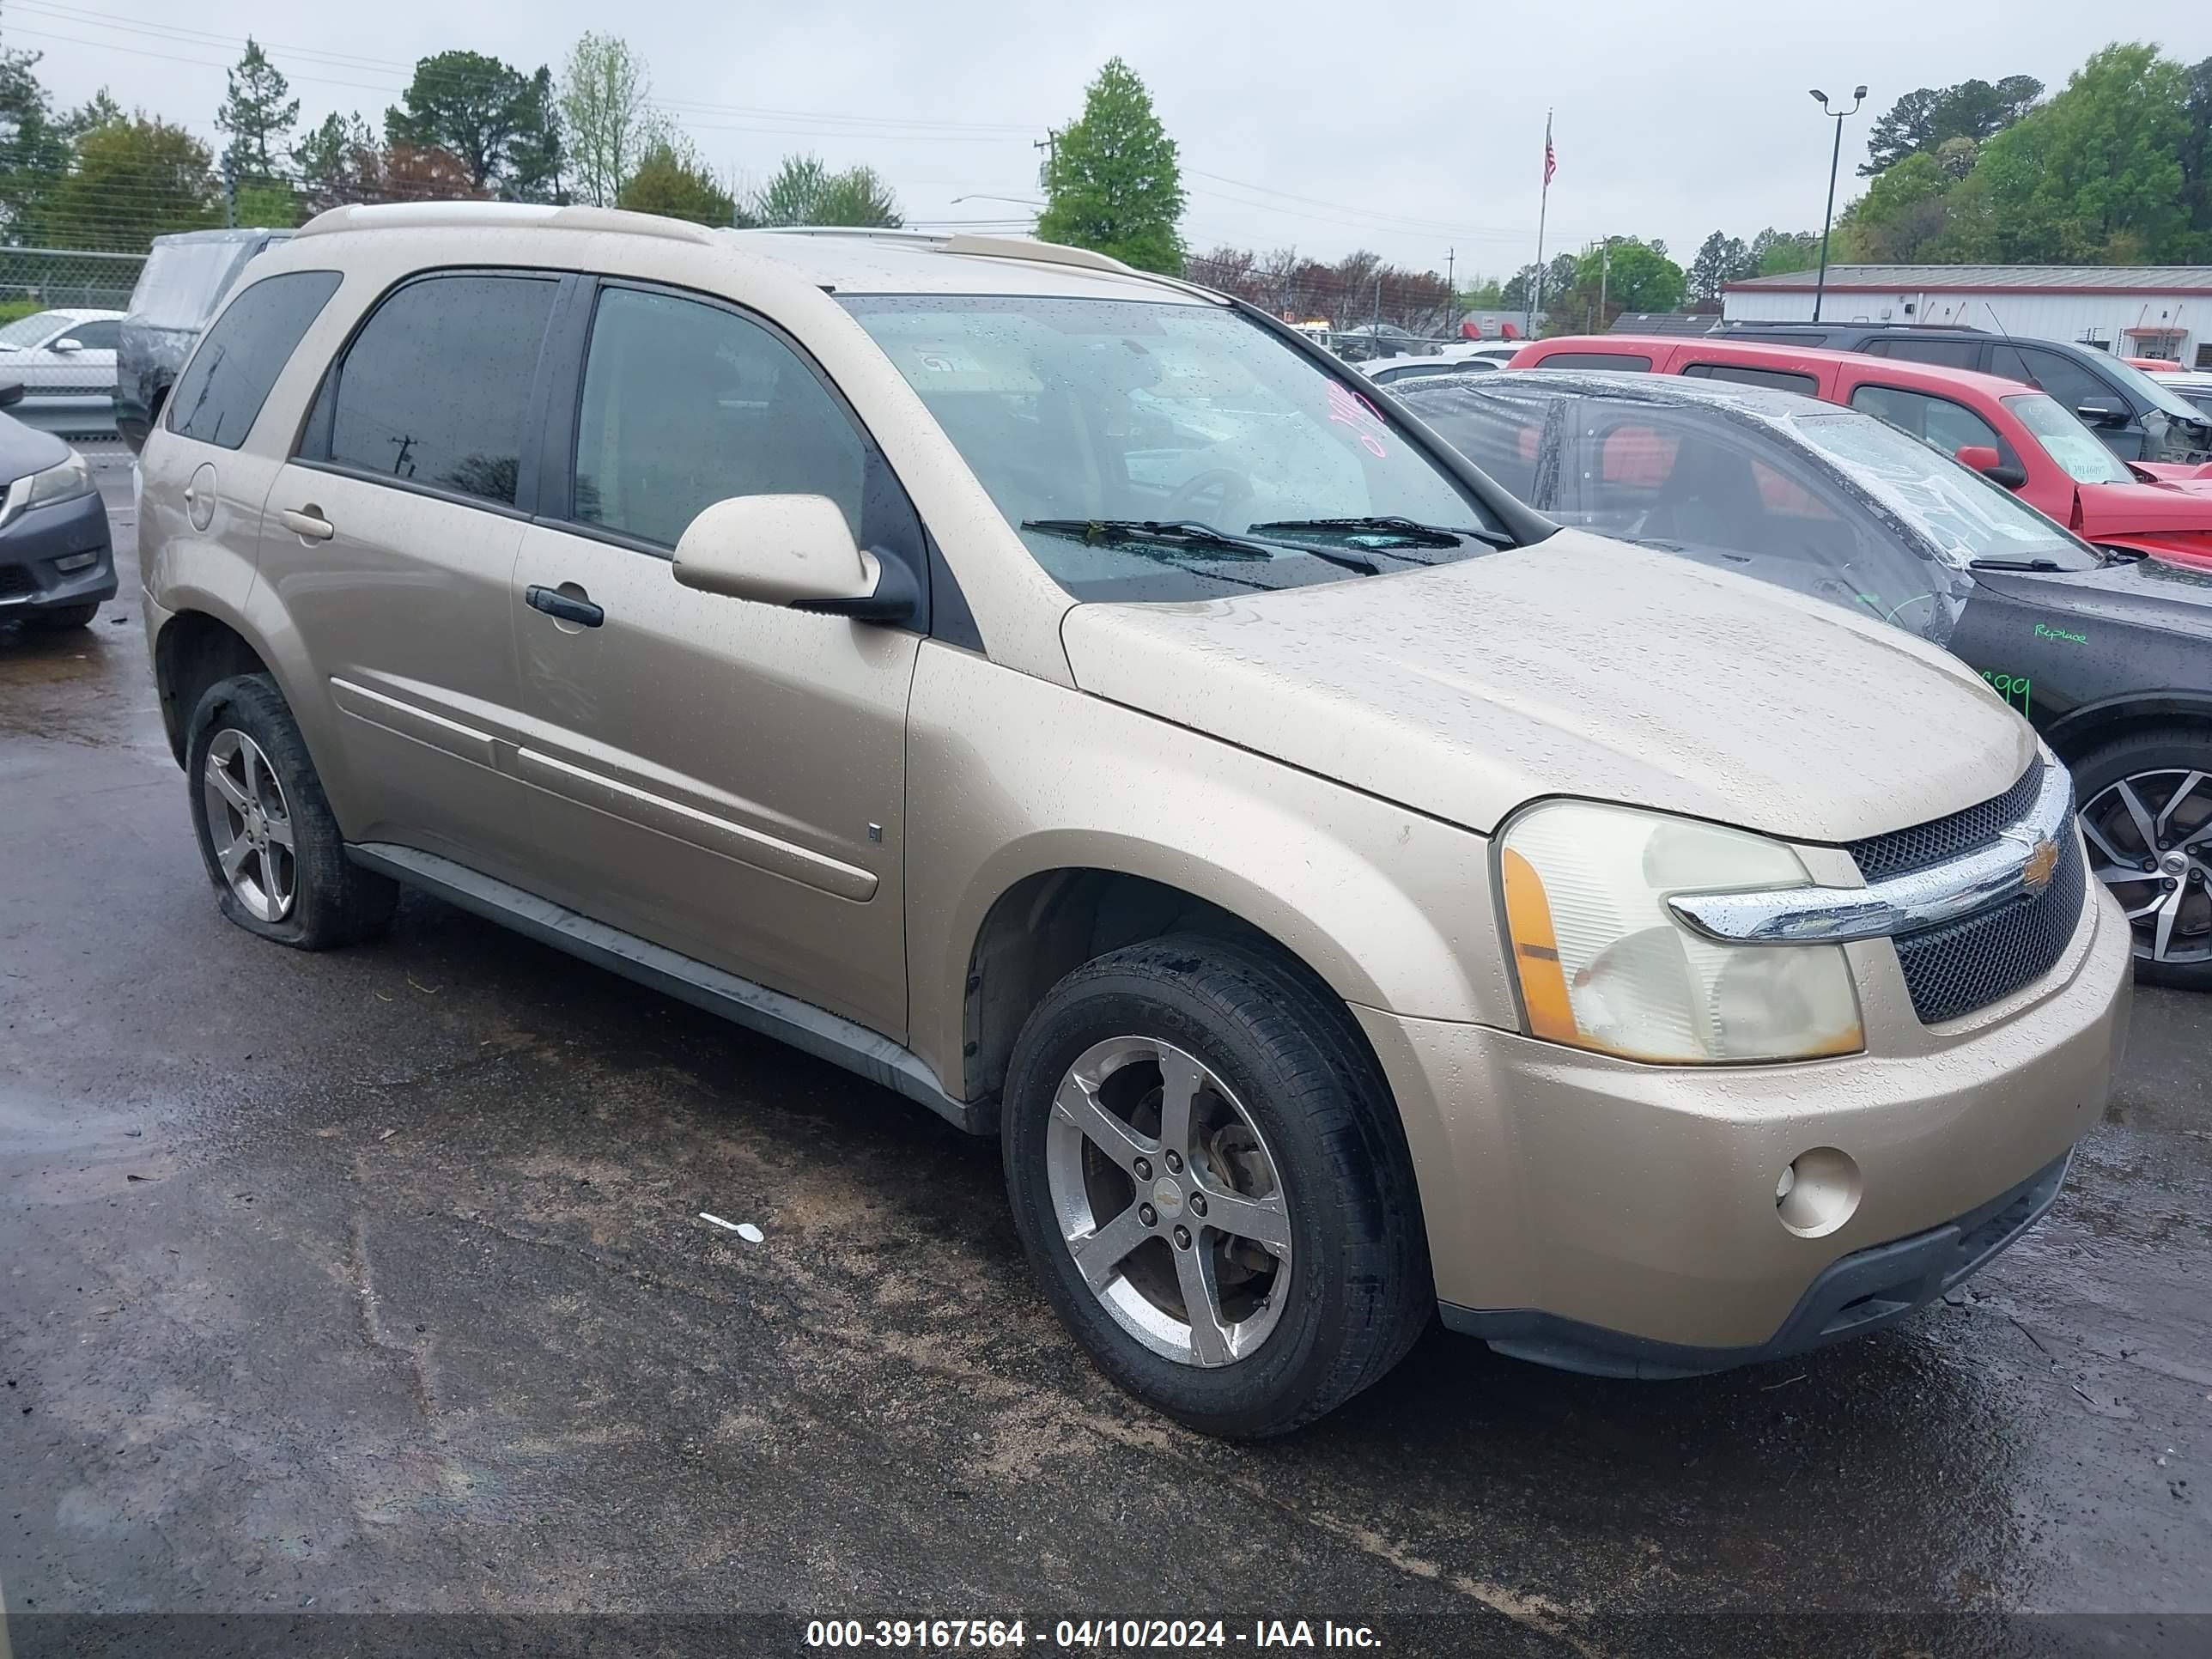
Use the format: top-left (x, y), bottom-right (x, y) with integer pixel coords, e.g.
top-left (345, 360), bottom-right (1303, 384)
top-left (1714, 321), bottom-right (2212, 465)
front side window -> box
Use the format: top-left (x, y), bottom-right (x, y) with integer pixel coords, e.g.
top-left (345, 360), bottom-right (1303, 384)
top-left (167, 270), bottom-right (342, 450)
top-left (2002, 392), bottom-right (2132, 483)
top-left (1992, 345), bottom-right (2116, 420)
top-left (314, 273), bottom-right (557, 507)
top-left (842, 295), bottom-right (1506, 601)
top-left (572, 286), bottom-right (865, 547)
top-left (1866, 337), bottom-right (1980, 369)
top-left (1848, 383), bottom-right (2021, 470)
top-left (1534, 350), bottom-right (1653, 371)
top-left (65, 319), bottom-right (120, 351)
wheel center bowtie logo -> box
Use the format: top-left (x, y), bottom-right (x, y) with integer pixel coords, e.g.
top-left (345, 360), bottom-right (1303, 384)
top-left (2020, 836), bottom-right (2060, 894)
top-left (1152, 1177), bottom-right (1184, 1217)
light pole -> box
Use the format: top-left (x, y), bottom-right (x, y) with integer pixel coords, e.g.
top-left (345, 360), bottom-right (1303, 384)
top-left (1808, 86), bottom-right (1867, 324)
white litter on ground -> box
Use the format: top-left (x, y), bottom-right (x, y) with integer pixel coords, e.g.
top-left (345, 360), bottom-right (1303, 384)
top-left (700, 1212), bottom-right (765, 1243)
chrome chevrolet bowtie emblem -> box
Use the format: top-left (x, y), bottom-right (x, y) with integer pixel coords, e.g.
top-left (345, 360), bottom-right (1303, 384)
top-left (2021, 836), bottom-right (2060, 894)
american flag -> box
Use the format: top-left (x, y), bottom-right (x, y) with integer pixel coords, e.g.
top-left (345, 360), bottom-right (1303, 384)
top-left (1543, 114), bottom-right (1557, 188)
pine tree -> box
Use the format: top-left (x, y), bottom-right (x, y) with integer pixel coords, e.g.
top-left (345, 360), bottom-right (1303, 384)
top-left (215, 38), bottom-right (298, 185)
top-left (1036, 58), bottom-right (1185, 275)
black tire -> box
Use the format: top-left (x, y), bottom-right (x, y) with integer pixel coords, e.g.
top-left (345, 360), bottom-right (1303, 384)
top-left (31, 601), bottom-right (99, 630)
top-left (1002, 935), bottom-right (1431, 1437)
top-left (2070, 726), bottom-right (2212, 991)
top-left (185, 672), bottom-right (398, 950)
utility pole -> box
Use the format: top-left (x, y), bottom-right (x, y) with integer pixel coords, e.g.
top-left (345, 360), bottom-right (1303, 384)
top-left (1034, 130), bottom-right (1057, 190)
top-left (1597, 239), bottom-right (1610, 327)
top-left (1445, 246), bottom-right (1455, 338)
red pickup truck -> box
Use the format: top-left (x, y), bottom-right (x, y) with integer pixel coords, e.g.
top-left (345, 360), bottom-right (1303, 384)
top-left (1509, 335), bottom-right (2212, 569)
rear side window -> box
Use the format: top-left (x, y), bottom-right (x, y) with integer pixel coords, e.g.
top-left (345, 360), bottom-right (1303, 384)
top-left (1863, 337), bottom-right (1980, 369)
top-left (165, 270), bottom-right (342, 449)
top-left (1847, 383), bottom-right (2021, 471)
top-left (1532, 350), bottom-right (1652, 371)
top-left (309, 273), bottom-right (558, 507)
top-left (1680, 362), bottom-right (1817, 395)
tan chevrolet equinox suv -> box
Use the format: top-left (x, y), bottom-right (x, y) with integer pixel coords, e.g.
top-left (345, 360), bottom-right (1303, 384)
top-left (139, 205), bottom-right (2132, 1437)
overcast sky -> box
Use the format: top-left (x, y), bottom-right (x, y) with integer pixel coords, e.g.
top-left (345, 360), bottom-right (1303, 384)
top-left (14, 0), bottom-right (2209, 280)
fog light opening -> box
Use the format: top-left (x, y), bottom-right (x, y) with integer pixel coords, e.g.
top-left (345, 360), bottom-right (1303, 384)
top-left (1776, 1147), bottom-right (1861, 1238)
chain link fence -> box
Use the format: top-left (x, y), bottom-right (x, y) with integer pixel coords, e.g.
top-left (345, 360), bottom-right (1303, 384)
top-left (0, 248), bottom-right (145, 439)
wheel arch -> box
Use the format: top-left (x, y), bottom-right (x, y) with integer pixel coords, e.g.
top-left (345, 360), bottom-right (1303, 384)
top-left (153, 607), bottom-right (273, 769)
top-left (2042, 690), bottom-right (2212, 763)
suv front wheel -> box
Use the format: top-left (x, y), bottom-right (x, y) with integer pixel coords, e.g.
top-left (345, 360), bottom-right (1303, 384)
top-left (1002, 937), bottom-right (1431, 1437)
top-left (186, 673), bottom-right (398, 950)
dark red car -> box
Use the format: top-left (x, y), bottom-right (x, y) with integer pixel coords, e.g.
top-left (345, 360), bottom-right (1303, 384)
top-left (1509, 335), bottom-right (2212, 570)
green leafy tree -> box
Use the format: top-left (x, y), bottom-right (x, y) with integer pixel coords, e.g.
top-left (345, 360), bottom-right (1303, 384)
top-left (750, 154), bottom-right (902, 227)
top-left (43, 113), bottom-right (220, 251)
top-left (1972, 44), bottom-right (2191, 262)
top-left (1461, 276), bottom-right (1504, 309)
top-left (215, 38), bottom-right (298, 185)
top-left (559, 33), bottom-right (660, 208)
top-left (1499, 252), bottom-right (1577, 313)
top-left (295, 111), bottom-right (382, 211)
top-left (385, 50), bottom-right (557, 197)
top-left (64, 88), bottom-right (125, 137)
top-left (1036, 58), bottom-right (1185, 273)
top-left (1541, 237), bottom-right (1685, 333)
top-left (1834, 151), bottom-right (1958, 261)
top-left (617, 137), bottom-right (736, 226)
top-left (0, 49), bottom-right (75, 241)
top-left (1861, 75), bottom-right (2042, 174)
top-left (1750, 228), bottom-right (1820, 275)
top-left (1686, 231), bottom-right (1753, 305)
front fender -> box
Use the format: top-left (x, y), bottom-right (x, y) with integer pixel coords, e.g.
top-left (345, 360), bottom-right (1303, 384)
top-left (904, 644), bottom-right (1519, 1101)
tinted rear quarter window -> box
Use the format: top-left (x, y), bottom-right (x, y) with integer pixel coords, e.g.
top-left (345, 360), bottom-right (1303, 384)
top-left (310, 273), bottom-right (558, 507)
top-left (1864, 337), bottom-right (1981, 369)
top-left (1533, 350), bottom-right (1653, 370)
top-left (165, 270), bottom-right (343, 449)
top-left (1680, 362), bottom-right (1818, 394)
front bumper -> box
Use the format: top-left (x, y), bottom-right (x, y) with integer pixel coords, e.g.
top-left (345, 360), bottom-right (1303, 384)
top-left (0, 488), bottom-right (115, 616)
top-left (1355, 870), bottom-right (2132, 1368)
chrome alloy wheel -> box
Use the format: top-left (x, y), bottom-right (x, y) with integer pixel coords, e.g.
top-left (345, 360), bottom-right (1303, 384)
top-left (2081, 769), bottom-right (2212, 967)
top-left (201, 727), bottom-right (297, 923)
top-left (1045, 1036), bottom-right (1293, 1368)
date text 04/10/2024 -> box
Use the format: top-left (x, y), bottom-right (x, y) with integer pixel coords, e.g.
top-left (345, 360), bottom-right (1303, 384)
top-left (803, 1620), bottom-right (1383, 1649)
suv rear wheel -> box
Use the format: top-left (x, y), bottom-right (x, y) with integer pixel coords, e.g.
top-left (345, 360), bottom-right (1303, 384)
top-left (186, 673), bottom-right (398, 949)
top-left (1002, 937), bottom-right (1430, 1437)
top-left (2074, 727), bottom-right (2212, 989)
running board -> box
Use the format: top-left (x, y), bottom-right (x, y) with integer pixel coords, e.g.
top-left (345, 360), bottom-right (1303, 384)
top-left (347, 842), bottom-right (982, 1134)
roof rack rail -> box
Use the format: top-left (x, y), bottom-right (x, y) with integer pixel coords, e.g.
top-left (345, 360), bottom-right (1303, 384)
top-left (745, 225), bottom-right (1138, 277)
top-left (295, 202), bottom-right (720, 245)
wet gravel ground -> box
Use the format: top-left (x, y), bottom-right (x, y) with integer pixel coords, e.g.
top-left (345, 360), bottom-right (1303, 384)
top-left (1, 457), bottom-right (2207, 1657)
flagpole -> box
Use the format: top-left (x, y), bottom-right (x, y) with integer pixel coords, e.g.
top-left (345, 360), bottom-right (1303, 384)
top-left (1528, 109), bottom-right (1553, 339)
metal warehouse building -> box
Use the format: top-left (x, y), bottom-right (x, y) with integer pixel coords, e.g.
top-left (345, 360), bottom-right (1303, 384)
top-left (1722, 265), bottom-right (2212, 366)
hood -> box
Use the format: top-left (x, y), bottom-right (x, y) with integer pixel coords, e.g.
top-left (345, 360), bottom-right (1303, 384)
top-left (2075, 479), bottom-right (2212, 536)
top-left (0, 409), bottom-right (70, 484)
top-left (1060, 529), bottom-right (2034, 843)
top-left (1971, 552), bottom-right (2212, 633)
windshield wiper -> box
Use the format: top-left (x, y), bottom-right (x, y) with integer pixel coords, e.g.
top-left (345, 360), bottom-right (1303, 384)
top-left (1249, 514), bottom-right (1511, 550)
top-left (1968, 557), bottom-right (2065, 572)
top-left (1021, 519), bottom-right (1272, 560)
top-left (1020, 518), bottom-right (1380, 575)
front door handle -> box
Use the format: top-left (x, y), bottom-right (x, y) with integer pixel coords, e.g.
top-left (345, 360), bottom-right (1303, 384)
top-left (279, 506), bottom-right (333, 542)
top-left (526, 584), bottom-right (605, 628)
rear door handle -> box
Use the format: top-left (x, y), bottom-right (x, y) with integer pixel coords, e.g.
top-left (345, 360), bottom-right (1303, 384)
top-left (526, 584), bottom-right (605, 628)
top-left (279, 506), bottom-right (333, 542)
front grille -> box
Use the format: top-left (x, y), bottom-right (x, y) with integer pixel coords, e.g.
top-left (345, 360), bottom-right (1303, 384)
top-left (0, 564), bottom-right (35, 600)
top-left (1846, 763), bottom-right (2044, 881)
top-left (1890, 830), bottom-right (2086, 1023)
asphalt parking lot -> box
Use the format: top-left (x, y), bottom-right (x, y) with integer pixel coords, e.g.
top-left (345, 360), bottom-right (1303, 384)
top-left (2, 455), bottom-right (2208, 1657)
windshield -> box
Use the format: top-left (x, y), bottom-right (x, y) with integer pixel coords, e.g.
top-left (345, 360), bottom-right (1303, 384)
top-left (2003, 392), bottom-right (2134, 484)
top-left (1789, 410), bottom-right (2101, 570)
top-left (0, 311), bottom-right (67, 349)
top-left (2103, 353), bottom-right (2209, 424)
top-left (841, 294), bottom-right (1505, 601)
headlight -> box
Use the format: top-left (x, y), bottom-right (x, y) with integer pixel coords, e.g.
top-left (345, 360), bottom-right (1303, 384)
top-left (22, 452), bottom-right (94, 510)
top-left (2, 452), bottom-right (94, 526)
top-left (1499, 800), bottom-right (1863, 1064)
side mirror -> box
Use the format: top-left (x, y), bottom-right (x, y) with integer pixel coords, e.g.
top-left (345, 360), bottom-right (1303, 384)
top-left (49, 337), bottom-right (81, 354)
top-left (672, 494), bottom-right (916, 623)
top-left (2075, 400), bottom-right (2128, 428)
top-left (0, 380), bottom-right (24, 408)
top-left (1954, 444), bottom-right (2028, 489)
